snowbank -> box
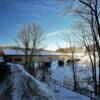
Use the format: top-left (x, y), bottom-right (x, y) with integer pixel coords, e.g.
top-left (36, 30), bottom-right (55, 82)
top-left (9, 63), bottom-right (52, 100)
top-left (0, 62), bottom-right (90, 100)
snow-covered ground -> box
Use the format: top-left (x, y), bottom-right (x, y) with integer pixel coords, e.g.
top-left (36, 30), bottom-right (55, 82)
top-left (0, 63), bottom-right (90, 100)
top-left (51, 61), bottom-right (95, 91)
top-left (49, 83), bottom-right (90, 100)
top-left (51, 64), bottom-right (73, 82)
top-left (9, 63), bottom-right (52, 100)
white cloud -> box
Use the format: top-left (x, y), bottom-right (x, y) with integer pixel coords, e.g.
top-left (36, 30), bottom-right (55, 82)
top-left (46, 31), bottom-right (60, 37)
top-left (46, 28), bottom-right (73, 37)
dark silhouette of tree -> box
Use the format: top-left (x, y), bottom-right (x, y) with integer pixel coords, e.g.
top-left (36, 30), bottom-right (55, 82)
top-left (61, 0), bottom-right (100, 95)
top-left (75, 22), bottom-right (98, 95)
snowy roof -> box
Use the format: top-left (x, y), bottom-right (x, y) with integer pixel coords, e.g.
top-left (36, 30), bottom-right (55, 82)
top-left (2, 49), bottom-right (66, 56)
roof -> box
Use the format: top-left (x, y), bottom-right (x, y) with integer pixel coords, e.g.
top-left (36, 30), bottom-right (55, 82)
top-left (2, 49), bottom-right (66, 56)
top-left (57, 47), bottom-right (85, 53)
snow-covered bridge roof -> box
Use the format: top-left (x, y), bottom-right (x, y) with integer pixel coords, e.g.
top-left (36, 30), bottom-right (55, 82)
top-left (2, 49), bottom-right (66, 56)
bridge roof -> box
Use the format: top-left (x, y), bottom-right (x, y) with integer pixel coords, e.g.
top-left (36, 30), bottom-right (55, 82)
top-left (2, 49), bottom-right (67, 56)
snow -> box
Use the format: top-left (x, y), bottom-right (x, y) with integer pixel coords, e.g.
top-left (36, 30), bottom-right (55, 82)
top-left (3, 49), bottom-right (66, 56)
top-left (51, 62), bottom-right (95, 91)
top-left (0, 59), bottom-right (4, 62)
top-left (51, 60), bottom-right (58, 69)
top-left (9, 63), bottom-right (52, 100)
top-left (37, 50), bottom-right (66, 56)
top-left (96, 67), bottom-right (100, 82)
top-left (34, 62), bottom-right (39, 69)
top-left (67, 53), bottom-right (84, 58)
top-left (51, 86), bottom-right (90, 100)
top-left (5, 63), bottom-right (90, 100)
top-left (79, 55), bottom-right (100, 83)
top-left (79, 53), bottom-right (99, 64)
top-left (51, 65), bottom-right (73, 82)
top-left (3, 49), bottom-right (24, 55)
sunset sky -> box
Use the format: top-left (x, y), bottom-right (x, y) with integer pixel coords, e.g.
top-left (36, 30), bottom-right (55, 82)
top-left (0, 0), bottom-right (78, 51)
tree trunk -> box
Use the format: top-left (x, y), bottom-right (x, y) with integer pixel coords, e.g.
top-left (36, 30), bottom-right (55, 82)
top-left (98, 50), bottom-right (100, 95)
top-left (25, 47), bottom-right (28, 69)
top-left (72, 51), bottom-right (77, 90)
top-left (93, 44), bottom-right (97, 95)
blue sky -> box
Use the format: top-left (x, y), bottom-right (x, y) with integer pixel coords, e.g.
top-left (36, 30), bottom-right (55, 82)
top-left (0, 0), bottom-right (78, 50)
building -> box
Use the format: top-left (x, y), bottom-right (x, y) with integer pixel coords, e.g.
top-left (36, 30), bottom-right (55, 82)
top-left (0, 49), bottom-right (67, 65)
top-left (66, 47), bottom-right (85, 58)
top-left (57, 47), bottom-right (86, 60)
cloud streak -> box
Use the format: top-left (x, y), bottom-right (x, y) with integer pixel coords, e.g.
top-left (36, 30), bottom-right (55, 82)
top-left (46, 31), bottom-right (60, 37)
top-left (46, 29), bottom-right (73, 37)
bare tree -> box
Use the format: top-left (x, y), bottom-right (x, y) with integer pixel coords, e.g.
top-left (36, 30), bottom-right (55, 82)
top-left (16, 25), bottom-right (30, 68)
top-left (60, 32), bottom-right (78, 90)
top-left (61, 0), bottom-right (100, 95)
top-left (16, 23), bottom-right (44, 72)
top-left (28, 23), bottom-right (44, 70)
top-left (74, 22), bottom-right (98, 95)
